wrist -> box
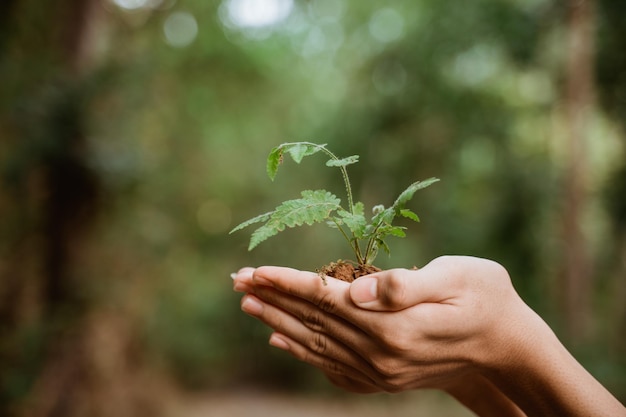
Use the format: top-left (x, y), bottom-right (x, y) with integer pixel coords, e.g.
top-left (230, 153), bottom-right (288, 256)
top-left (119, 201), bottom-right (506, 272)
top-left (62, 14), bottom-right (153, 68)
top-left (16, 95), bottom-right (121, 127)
top-left (481, 305), bottom-right (625, 417)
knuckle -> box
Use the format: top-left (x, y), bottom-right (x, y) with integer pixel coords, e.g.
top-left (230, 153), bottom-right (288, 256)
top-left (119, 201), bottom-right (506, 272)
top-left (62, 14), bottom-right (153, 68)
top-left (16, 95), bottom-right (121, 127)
top-left (309, 332), bottom-right (329, 355)
top-left (301, 310), bottom-right (325, 332)
top-left (314, 291), bottom-right (338, 314)
top-left (379, 271), bottom-right (408, 308)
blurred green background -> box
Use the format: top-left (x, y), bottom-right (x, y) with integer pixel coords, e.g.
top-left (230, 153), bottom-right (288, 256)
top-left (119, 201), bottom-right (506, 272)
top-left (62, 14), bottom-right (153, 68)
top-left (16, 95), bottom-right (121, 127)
top-left (1, 0), bottom-right (625, 415)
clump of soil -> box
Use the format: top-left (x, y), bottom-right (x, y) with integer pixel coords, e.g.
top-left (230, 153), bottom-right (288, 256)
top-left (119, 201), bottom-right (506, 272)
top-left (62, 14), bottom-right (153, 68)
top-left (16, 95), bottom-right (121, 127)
top-left (317, 260), bottom-right (382, 283)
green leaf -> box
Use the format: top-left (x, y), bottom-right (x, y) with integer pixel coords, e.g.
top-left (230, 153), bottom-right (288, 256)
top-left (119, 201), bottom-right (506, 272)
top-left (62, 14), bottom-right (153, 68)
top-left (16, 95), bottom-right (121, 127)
top-left (377, 239), bottom-right (391, 256)
top-left (392, 177), bottom-right (440, 210)
top-left (249, 224), bottom-right (280, 250)
top-left (247, 189), bottom-right (341, 250)
top-left (352, 202), bottom-right (365, 216)
top-left (266, 146), bottom-right (283, 181)
top-left (266, 142), bottom-right (327, 180)
top-left (388, 226), bottom-right (407, 237)
top-left (371, 207), bottom-right (395, 229)
top-left (337, 204), bottom-right (367, 238)
top-left (326, 155), bottom-right (359, 167)
top-left (229, 211), bottom-right (274, 234)
top-left (400, 209), bottom-right (420, 223)
top-left (286, 143), bottom-right (323, 163)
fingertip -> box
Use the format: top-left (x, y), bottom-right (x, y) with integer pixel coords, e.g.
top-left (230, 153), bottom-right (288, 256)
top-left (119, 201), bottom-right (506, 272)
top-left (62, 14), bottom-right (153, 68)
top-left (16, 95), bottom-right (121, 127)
top-left (232, 267), bottom-right (256, 292)
top-left (350, 269), bottom-right (419, 311)
top-left (241, 294), bottom-right (264, 316)
top-left (232, 267), bottom-right (255, 280)
top-left (350, 277), bottom-right (378, 305)
top-left (269, 332), bottom-right (291, 351)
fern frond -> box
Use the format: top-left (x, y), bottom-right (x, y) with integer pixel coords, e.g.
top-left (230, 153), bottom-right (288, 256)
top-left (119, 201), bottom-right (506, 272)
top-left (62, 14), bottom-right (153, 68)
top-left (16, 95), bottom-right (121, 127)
top-left (336, 202), bottom-right (367, 238)
top-left (229, 211), bottom-right (273, 234)
top-left (247, 189), bottom-right (341, 250)
top-left (392, 178), bottom-right (440, 211)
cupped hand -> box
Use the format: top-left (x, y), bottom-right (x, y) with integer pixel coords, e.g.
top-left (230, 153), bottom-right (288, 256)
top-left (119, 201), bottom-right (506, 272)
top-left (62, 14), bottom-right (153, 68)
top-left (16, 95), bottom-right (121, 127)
top-left (232, 256), bottom-right (536, 394)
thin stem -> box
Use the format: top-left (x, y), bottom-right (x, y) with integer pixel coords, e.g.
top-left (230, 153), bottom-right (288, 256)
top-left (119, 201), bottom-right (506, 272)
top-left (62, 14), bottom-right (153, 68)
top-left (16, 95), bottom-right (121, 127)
top-left (296, 142), bottom-right (355, 212)
top-left (332, 219), bottom-right (364, 265)
top-left (363, 219), bottom-right (386, 265)
top-left (290, 142), bottom-right (365, 262)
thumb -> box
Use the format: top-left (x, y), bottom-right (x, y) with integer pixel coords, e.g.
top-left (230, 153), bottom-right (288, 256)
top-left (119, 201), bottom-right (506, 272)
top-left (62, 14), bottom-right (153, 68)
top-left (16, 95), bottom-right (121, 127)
top-left (349, 266), bottom-right (446, 311)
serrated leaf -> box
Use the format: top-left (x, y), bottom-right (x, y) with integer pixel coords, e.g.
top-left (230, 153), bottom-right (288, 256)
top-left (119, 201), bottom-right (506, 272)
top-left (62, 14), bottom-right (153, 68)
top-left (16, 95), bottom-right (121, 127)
top-left (247, 189), bottom-right (341, 250)
top-left (352, 202), bottom-right (365, 216)
top-left (400, 209), bottom-right (420, 223)
top-left (337, 207), bottom-right (367, 238)
top-left (392, 177), bottom-right (440, 210)
top-left (249, 224), bottom-right (279, 250)
top-left (326, 155), bottom-right (359, 167)
top-left (229, 211), bottom-right (274, 234)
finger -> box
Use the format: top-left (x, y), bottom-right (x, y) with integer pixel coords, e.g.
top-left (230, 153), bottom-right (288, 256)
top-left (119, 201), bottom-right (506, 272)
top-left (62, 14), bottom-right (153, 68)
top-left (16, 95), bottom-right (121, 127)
top-left (268, 332), bottom-right (378, 390)
top-left (241, 294), bottom-right (376, 376)
top-left (252, 266), bottom-right (362, 320)
top-left (252, 284), bottom-right (376, 355)
top-left (232, 267), bottom-right (255, 293)
top-left (350, 261), bottom-right (457, 311)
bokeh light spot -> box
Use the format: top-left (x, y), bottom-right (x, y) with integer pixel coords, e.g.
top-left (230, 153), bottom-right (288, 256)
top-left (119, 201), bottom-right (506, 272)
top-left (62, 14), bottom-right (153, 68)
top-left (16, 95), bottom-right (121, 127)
top-left (112, 0), bottom-right (151, 10)
top-left (369, 8), bottom-right (405, 43)
top-left (163, 11), bottom-right (198, 48)
top-left (223, 0), bottom-right (293, 28)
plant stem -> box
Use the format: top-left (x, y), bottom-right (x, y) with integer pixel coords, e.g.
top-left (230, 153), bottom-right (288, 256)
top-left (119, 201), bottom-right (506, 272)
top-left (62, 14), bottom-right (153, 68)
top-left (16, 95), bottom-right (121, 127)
top-left (363, 224), bottom-right (383, 265)
top-left (297, 142), bottom-right (355, 213)
top-left (295, 142), bottom-right (365, 262)
top-left (332, 218), bottom-right (365, 265)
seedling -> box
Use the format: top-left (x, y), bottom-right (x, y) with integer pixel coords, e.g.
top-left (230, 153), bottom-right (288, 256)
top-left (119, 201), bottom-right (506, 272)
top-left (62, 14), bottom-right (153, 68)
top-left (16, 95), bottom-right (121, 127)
top-left (230, 142), bottom-right (439, 281)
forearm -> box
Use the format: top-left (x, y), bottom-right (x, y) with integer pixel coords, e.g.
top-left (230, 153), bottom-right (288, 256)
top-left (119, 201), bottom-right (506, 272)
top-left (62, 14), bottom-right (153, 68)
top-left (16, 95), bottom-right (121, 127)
top-left (485, 307), bottom-right (626, 417)
top-left (445, 373), bottom-right (526, 417)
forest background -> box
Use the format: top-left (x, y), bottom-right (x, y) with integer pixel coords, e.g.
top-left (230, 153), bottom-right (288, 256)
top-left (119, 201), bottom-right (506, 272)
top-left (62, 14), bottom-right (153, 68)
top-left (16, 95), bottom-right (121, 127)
top-left (1, 0), bottom-right (625, 416)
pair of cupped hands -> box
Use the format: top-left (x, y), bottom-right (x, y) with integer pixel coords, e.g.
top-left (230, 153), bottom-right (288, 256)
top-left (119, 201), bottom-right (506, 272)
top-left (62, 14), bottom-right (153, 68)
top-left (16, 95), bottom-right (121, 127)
top-left (232, 255), bottom-right (626, 417)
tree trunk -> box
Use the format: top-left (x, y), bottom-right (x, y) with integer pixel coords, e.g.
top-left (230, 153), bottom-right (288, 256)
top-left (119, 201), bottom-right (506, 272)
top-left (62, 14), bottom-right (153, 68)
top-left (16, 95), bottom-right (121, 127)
top-left (560, 0), bottom-right (596, 344)
top-left (0, 2), bottom-right (161, 417)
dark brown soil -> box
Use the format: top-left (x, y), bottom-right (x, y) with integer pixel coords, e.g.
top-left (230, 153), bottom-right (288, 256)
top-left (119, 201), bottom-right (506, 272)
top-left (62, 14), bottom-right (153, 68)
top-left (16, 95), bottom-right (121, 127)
top-left (317, 260), bottom-right (382, 283)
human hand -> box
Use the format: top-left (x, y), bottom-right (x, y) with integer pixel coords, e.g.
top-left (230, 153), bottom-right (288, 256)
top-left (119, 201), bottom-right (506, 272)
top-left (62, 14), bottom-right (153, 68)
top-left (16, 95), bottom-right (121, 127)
top-left (232, 256), bottom-right (536, 394)
top-left (233, 256), bottom-right (626, 417)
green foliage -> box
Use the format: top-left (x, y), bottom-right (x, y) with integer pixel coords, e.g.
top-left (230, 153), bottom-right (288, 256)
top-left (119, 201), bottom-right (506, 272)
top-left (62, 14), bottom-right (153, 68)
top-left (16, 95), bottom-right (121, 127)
top-left (231, 142), bottom-right (438, 265)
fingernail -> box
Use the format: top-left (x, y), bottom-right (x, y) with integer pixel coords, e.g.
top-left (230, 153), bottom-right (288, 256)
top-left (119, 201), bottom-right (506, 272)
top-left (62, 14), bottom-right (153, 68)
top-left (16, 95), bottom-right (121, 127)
top-left (253, 275), bottom-right (273, 287)
top-left (241, 296), bottom-right (264, 315)
top-left (269, 333), bottom-right (290, 351)
top-left (351, 277), bottom-right (378, 304)
top-left (233, 281), bottom-right (252, 293)
top-left (230, 272), bottom-right (237, 279)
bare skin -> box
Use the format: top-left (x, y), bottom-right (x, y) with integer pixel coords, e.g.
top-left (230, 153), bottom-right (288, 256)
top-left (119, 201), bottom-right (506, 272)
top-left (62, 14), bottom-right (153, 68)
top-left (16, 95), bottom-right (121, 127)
top-left (232, 256), bottom-right (625, 417)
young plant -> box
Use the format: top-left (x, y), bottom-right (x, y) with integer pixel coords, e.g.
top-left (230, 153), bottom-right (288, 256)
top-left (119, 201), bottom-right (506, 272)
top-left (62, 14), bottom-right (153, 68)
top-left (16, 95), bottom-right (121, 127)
top-left (230, 142), bottom-right (438, 280)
